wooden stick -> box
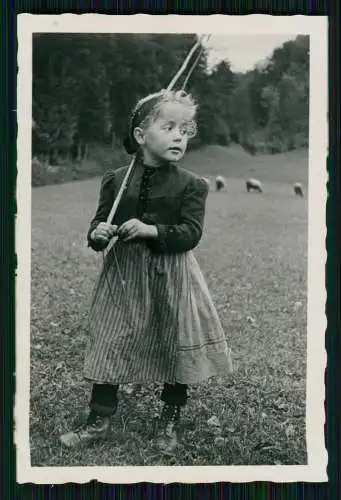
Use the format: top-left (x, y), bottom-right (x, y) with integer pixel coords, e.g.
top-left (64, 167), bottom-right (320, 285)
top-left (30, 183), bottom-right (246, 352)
top-left (166, 35), bottom-right (205, 91)
top-left (106, 156), bottom-right (136, 224)
top-left (181, 35), bottom-right (211, 91)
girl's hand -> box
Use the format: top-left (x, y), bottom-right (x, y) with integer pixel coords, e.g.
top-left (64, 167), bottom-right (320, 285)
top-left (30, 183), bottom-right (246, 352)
top-left (117, 218), bottom-right (158, 242)
top-left (91, 222), bottom-right (117, 244)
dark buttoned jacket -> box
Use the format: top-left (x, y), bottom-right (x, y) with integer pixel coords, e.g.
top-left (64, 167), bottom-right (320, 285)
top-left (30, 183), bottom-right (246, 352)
top-left (87, 160), bottom-right (209, 254)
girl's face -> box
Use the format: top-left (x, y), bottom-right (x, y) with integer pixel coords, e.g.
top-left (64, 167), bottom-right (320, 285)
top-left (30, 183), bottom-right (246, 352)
top-left (134, 102), bottom-right (195, 166)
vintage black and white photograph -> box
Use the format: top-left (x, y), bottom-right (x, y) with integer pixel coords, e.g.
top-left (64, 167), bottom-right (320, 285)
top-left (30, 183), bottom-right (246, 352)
top-left (16, 15), bottom-right (327, 483)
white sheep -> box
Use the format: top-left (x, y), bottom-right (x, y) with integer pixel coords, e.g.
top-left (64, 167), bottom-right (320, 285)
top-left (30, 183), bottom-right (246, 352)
top-left (293, 182), bottom-right (304, 197)
top-left (246, 178), bottom-right (263, 193)
top-left (202, 177), bottom-right (211, 190)
top-left (215, 175), bottom-right (226, 192)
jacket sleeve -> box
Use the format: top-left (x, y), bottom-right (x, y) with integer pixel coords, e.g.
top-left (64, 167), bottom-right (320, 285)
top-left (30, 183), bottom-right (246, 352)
top-left (147, 176), bottom-right (209, 254)
top-left (87, 170), bottom-right (116, 252)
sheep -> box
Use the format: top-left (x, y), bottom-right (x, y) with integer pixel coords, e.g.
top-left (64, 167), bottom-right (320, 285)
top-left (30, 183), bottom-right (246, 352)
top-left (293, 182), bottom-right (304, 197)
top-left (215, 175), bottom-right (226, 192)
top-left (202, 177), bottom-right (211, 190)
top-left (246, 178), bottom-right (263, 193)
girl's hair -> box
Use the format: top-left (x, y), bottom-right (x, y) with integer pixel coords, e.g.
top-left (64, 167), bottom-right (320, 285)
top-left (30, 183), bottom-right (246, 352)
top-left (123, 90), bottom-right (198, 154)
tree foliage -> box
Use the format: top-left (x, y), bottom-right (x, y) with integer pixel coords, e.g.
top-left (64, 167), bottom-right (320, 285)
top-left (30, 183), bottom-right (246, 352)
top-left (31, 33), bottom-right (309, 183)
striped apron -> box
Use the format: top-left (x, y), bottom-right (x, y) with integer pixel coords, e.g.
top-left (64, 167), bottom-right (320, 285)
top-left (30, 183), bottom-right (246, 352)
top-left (83, 241), bottom-right (233, 385)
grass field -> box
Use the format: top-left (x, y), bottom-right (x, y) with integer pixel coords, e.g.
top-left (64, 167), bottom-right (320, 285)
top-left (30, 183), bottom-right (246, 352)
top-left (30, 146), bottom-right (308, 466)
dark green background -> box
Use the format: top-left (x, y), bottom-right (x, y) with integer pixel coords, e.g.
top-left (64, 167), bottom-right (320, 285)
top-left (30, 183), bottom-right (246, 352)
top-left (1, 1), bottom-right (338, 498)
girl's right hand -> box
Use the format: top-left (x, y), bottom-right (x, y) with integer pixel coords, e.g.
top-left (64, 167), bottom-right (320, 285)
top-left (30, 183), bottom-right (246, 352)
top-left (91, 222), bottom-right (117, 243)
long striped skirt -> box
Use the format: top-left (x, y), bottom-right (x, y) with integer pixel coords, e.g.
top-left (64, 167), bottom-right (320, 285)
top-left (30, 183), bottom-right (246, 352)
top-left (83, 241), bottom-right (233, 385)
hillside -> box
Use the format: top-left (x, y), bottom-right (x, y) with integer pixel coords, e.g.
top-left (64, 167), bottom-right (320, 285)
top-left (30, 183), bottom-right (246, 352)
top-left (181, 145), bottom-right (308, 185)
top-left (32, 143), bottom-right (309, 189)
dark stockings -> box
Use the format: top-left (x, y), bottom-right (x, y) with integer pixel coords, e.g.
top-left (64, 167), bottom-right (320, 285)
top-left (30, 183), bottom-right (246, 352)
top-left (88, 382), bottom-right (188, 420)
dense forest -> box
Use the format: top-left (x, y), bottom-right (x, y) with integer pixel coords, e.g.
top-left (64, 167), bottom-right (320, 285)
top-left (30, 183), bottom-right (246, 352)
top-left (32, 33), bottom-right (309, 185)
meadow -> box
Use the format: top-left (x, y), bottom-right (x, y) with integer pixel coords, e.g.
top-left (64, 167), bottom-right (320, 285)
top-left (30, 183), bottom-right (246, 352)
top-left (30, 145), bottom-right (308, 466)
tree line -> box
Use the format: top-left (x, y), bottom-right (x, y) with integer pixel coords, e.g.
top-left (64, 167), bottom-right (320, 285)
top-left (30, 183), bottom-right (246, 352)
top-left (32, 33), bottom-right (309, 185)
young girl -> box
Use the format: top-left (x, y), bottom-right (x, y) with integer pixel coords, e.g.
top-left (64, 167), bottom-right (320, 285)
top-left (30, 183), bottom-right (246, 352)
top-left (60, 89), bottom-right (233, 452)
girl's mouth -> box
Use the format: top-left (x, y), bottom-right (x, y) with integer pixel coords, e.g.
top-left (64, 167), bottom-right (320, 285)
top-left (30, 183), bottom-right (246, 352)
top-left (168, 147), bottom-right (182, 153)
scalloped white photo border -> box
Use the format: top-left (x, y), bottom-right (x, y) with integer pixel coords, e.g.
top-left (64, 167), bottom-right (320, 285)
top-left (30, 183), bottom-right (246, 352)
top-left (15, 14), bottom-right (328, 484)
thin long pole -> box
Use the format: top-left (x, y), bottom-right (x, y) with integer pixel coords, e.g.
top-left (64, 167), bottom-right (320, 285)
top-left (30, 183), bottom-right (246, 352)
top-left (106, 156), bottom-right (136, 224)
top-left (181, 35), bottom-right (211, 91)
top-left (166, 35), bottom-right (206, 91)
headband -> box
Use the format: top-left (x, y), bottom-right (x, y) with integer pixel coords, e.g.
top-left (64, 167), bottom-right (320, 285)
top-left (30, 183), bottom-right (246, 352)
top-left (123, 92), bottom-right (164, 154)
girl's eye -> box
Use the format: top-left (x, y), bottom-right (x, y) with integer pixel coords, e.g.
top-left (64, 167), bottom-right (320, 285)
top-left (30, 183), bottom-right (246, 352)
top-left (161, 121), bottom-right (197, 138)
top-left (163, 123), bottom-right (174, 131)
top-left (180, 122), bottom-right (197, 138)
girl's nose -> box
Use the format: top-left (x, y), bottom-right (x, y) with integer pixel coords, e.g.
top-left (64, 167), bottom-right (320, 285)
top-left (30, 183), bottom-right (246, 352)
top-left (173, 128), bottom-right (183, 141)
